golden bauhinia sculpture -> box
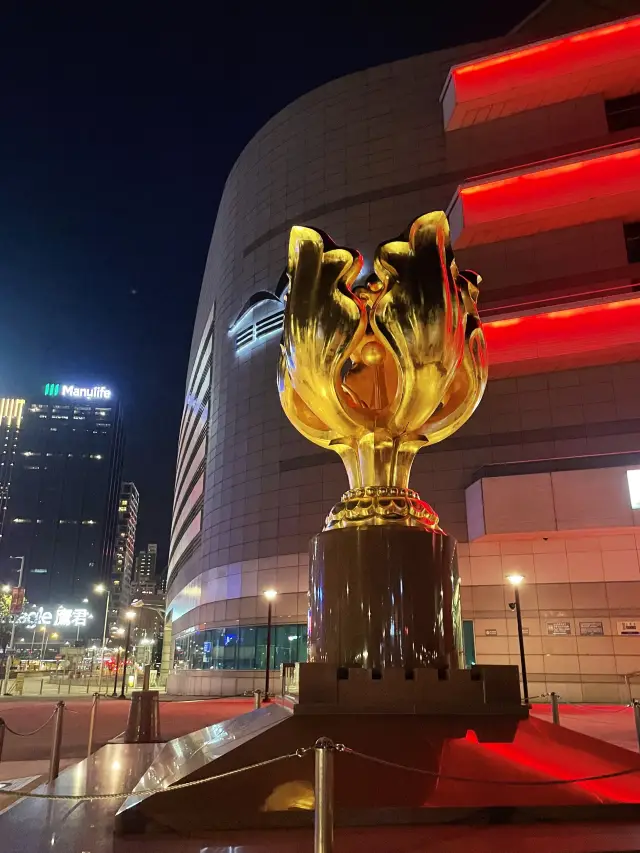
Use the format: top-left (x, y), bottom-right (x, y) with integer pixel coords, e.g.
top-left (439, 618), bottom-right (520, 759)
top-left (278, 210), bottom-right (488, 530)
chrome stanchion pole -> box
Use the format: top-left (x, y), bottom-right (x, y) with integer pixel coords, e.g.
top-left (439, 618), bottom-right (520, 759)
top-left (550, 691), bottom-right (560, 725)
top-left (633, 700), bottom-right (640, 751)
top-left (314, 738), bottom-right (334, 853)
top-left (48, 701), bottom-right (65, 784)
top-left (0, 718), bottom-right (5, 763)
top-left (87, 693), bottom-right (99, 759)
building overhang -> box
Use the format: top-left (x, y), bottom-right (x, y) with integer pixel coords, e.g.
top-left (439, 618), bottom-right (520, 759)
top-left (448, 142), bottom-right (640, 249)
top-left (441, 15), bottom-right (640, 131)
top-left (484, 296), bottom-right (640, 377)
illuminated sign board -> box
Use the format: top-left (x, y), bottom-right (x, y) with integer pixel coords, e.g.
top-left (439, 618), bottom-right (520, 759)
top-left (14, 606), bottom-right (91, 628)
top-left (628, 470), bottom-right (640, 510)
top-left (229, 271), bottom-right (288, 353)
top-left (44, 383), bottom-right (112, 400)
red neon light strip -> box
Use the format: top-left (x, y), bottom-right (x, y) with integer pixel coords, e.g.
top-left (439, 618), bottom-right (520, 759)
top-left (460, 146), bottom-right (640, 198)
top-left (454, 15), bottom-right (640, 77)
top-left (484, 297), bottom-right (640, 366)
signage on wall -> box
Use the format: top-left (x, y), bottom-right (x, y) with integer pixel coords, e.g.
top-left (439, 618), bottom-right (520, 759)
top-left (617, 620), bottom-right (640, 636)
top-left (580, 621), bottom-right (604, 636)
top-left (627, 470), bottom-right (640, 510)
top-left (44, 383), bottom-right (112, 400)
top-left (14, 606), bottom-right (91, 628)
top-left (484, 629), bottom-right (498, 636)
top-left (229, 271), bottom-right (288, 353)
top-left (547, 620), bottom-right (571, 636)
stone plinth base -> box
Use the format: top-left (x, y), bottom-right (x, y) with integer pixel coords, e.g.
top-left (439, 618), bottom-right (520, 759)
top-left (290, 662), bottom-right (526, 717)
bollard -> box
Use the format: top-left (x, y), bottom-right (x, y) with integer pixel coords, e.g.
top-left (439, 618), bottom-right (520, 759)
top-left (123, 690), bottom-right (161, 743)
top-left (48, 701), bottom-right (65, 784)
top-left (314, 738), bottom-right (334, 853)
top-left (87, 693), bottom-right (100, 758)
top-left (550, 691), bottom-right (560, 725)
top-left (0, 718), bottom-right (5, 763)
top-left (254, 689), bottom-right (262, 710)
top-left (633, 700), bottom-right (640, 752)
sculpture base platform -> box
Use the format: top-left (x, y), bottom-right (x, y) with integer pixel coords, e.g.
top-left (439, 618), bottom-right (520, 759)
top-left (115, 663), bottom-right (640, 836)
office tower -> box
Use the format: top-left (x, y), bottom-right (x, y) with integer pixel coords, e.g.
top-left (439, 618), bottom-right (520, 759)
top-left (133, 542), bottom-right (157, 596)
top-left (0, 383), bottom-right (124, 604)
top-left (109, 482), bottom-right (139, 627)
top-left (0, 399), bottom-right (25, 549)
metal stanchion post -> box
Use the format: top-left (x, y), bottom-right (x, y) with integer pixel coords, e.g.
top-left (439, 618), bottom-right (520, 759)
top-left (254, 689), bottom-right (262, 709)
top-left (314, 738), bottom-right (334, 853)
top-left (0, 718), bottom-right (5, 763)
top-left (57, 679), bottom-right (62, 695)
top-left (48, 701), bottom-right (65, 784)
top-left (633, 700), bottom-right (640, 752)
top-left (86, 679), bottom-right (90, 694)
top-left (87, 693), bottom-right (99, 759)
top-left (39, 678), bottom-right (44, 695)
top-left (67, 682), bottom-right (72, 695)
top-left (551, 691), bottom-right (560, 725)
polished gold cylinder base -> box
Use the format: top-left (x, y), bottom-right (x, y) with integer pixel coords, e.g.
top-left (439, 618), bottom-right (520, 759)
top-left (309, 526), bottom-right (463, 670)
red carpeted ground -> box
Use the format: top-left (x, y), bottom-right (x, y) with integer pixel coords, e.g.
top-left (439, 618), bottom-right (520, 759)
top-left (423, 715), bottom-right (640, 807)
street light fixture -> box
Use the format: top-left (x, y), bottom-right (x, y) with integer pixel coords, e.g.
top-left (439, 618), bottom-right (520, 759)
top-left (263, 589), bottom-right (277, 701)
top-left (94, 583), bottom-right (111, 695)
top-left (119, 611), bottom-right (136, 699)
top-left (507, 573), bottom-right (528, 704)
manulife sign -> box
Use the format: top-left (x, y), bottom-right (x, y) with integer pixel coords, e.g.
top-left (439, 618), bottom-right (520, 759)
top-left (44, 383), bottom-right (112, 400)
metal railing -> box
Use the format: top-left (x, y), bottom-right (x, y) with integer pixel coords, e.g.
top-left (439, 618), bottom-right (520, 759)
top-left (4, 733), bottom-right (640, 853)
top-left (0, 701), bottom-right (67, 783)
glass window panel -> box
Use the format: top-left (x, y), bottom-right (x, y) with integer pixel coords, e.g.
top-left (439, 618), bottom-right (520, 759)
top-left (462, 619), bottom-right (476, 667)
top-left (238, 627), bottom-right (257, 669)
top-left (209, 628), bottom-right (226, 670)
top-left (221, 628), bottom-right (238, 669)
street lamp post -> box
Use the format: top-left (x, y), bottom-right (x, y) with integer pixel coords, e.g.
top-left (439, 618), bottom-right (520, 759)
top-left (2, 555), bottom-right (25, 696)
top-left (111, 646), bottom-right (122, 697)
top-left (507, 574), bottom-right (529, 704)
top-left (263, 589), bottom-right (277, 701)
top-left (94, 584), bottom-right (111, 695)
top-left (119, 611), bottom-right (136, 699)
top-left (39, 626), bottom-right (48, 661)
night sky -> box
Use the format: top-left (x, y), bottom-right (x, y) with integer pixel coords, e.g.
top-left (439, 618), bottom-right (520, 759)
top-left (0, 2), bottom-right (538, 568)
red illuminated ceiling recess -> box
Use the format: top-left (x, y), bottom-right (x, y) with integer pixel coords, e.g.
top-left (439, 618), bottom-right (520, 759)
top-left (441, 15), bottom-right (640, 130)
top-left (484, 297), bottom-right (640, 377)
top-left (449, 143), bottom-right (640, 248)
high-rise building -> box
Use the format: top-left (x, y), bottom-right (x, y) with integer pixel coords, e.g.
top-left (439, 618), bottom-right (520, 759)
top-left (0, 383), bottom-right (124, 604)
top-left (133, 543), bottom-right (157, 596)
top-left (109, 482), bottom-right (139, 627)
top-left (0, 399), bottom-right (25, 549)
top-left (165, 5), bottom-right (640, 700)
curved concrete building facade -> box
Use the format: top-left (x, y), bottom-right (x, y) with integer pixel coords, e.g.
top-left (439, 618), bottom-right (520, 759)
top-left (167, 5), bottom-right (640, 700)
